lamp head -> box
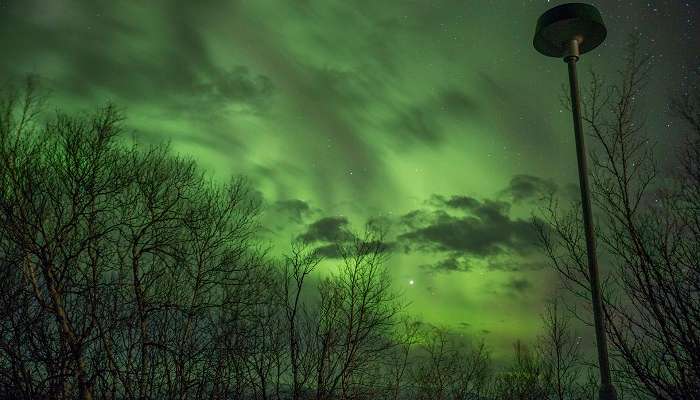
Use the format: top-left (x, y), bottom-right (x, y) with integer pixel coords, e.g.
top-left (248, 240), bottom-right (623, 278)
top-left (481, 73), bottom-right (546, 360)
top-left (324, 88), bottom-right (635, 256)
top-left (534, 3), bottom-right (607, 58)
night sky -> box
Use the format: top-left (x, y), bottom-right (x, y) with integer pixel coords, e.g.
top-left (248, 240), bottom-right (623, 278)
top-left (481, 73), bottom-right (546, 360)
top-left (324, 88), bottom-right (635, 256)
top-left (2, 0), bottom-right (698, 357)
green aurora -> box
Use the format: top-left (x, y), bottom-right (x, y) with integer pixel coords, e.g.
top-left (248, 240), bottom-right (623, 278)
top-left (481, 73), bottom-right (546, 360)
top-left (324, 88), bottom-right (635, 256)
top-left (1, 0), bottom-right (695, 357)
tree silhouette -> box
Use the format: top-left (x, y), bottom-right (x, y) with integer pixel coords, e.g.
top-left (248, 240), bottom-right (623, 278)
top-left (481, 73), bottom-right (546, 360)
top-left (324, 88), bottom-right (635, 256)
top-left (536, 40), bottom-right (700, 399)
top-left (0, 79), bottom-right (265, 400)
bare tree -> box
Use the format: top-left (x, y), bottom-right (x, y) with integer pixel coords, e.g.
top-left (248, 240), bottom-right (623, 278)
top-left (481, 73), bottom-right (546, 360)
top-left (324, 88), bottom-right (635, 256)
top-left (384, 316), bottom-right (420, 400)
top-left (411, 326), bottom-right (491, 400)
top-left (282, 242), bottom-right (322, 400)
top-left (489, 341), bottom-right (549, 400)
top-left (0, 79), bottom-right (267, 400)
top-left (538, 298), bottom-right (588, 400)
top-left (535, 39), bottom-right (700, 399)
top-left (0, 82), bottom-right (412, 400)
top-left (301, 226), bottom-right (402, 400)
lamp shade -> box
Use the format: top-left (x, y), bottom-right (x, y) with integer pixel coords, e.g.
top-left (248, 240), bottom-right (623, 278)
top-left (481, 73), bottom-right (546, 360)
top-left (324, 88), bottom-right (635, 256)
top-left (534, 3), bottom-right (607, 58)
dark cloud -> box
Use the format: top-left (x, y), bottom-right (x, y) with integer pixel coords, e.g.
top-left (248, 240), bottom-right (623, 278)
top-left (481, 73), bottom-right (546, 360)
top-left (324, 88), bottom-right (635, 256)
top-left (433, 194), bottom-right (481, 210)
top-left (399, 196), bottom-right (537, 257)
top-left (294, 212), bottom-right (394, 258)
top-left (504, 277), bottom-right (532, 294)
top-left (312, 239), bottom-right (394, 259)
top-left (486, 260), bottom-right (546, 272)
top-left (272, 199), bottom-right (312, 223)
top-left (501, 174), bottom-right (557, 203)
top-left (398, 209), bottom-right (435, 230)
top-left (390, 180), bottom-right (553, 274)
top-left (298, 216), bottom-right (353, 243)
top-left (195, 66), bottom-right (274, 108)
top-left (312, 243), bottom-right (342, 258)
top-left (421, 255), bottom-right (471, 274)
top-left (357, 240), bottom-right (395, 255)
top-left (432, 194), bottom-right (512, 220)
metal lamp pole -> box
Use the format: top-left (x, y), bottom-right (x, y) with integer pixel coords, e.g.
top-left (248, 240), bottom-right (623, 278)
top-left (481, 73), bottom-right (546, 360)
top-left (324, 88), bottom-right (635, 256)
top-left (533, 3), bottom-right (617, 400)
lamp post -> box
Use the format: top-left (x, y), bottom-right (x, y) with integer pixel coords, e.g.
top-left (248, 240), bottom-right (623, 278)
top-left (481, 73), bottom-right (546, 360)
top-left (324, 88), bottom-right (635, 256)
top-left (533, 3), bottom-right (617, 400)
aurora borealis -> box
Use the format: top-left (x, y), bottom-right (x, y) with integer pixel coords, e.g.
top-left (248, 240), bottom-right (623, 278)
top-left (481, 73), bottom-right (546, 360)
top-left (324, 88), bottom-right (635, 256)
top-left (1, 0), bottom-right (697, 358)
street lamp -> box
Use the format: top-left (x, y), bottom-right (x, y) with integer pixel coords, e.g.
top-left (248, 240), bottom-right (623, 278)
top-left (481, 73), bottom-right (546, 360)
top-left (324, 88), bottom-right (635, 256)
top-left (533, 3), bottom-right (617, 400)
